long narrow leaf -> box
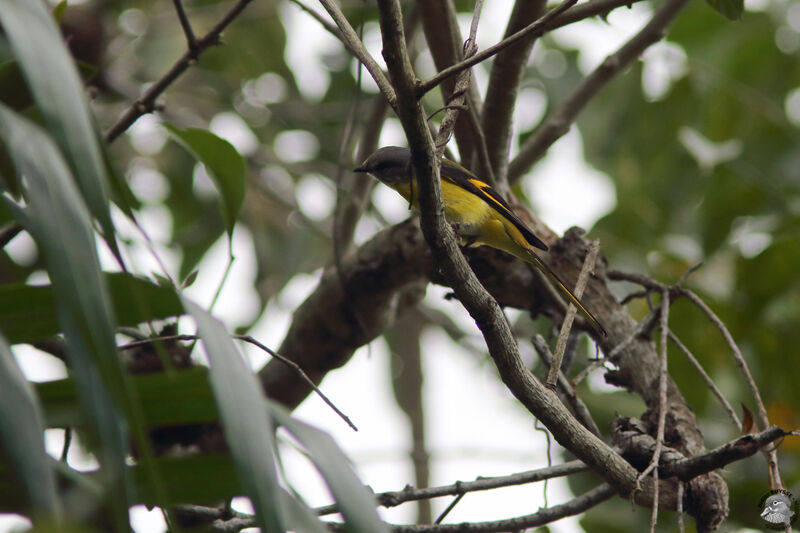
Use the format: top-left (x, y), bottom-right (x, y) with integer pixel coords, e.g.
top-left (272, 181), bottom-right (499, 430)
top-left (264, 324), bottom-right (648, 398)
top-left (38, 368), bottom-right (218, 429)
top-left (0, 103), bottom-right (131, 529)
top-left (0, 272), bottom-right (184, 345)
top-left (183, 298), bottom-right (285, 532)
top-left (0, 0), bottom-right (121, 258)
top-left (271, 406), bottom-right (389, 533)
top-left (0, 333), bottom-right (61, 520)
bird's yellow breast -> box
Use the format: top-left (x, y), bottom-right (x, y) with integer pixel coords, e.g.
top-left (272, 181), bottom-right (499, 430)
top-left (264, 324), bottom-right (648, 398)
top-left (390, 179), bottom-right (530, 260)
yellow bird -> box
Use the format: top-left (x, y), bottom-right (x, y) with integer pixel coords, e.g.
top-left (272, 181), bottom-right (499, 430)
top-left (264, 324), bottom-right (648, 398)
top-left (355, 146), bottom-right (607, 337)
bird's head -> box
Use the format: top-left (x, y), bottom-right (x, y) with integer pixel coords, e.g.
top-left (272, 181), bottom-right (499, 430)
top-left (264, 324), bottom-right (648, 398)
top-left (354, 146), bottom-right (412, 187)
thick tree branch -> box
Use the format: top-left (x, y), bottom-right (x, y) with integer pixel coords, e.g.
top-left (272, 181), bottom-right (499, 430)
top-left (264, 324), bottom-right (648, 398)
top-left (259, 220), bottom-right (428, 407)
top-left (614, 418), bottom-right (787, 480)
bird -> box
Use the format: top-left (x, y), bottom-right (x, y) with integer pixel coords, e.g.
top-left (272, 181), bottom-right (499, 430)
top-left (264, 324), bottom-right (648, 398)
top-left (761, 493), bottom-right (796, 524)
top-left (354, 146), bottom-right (607, 337)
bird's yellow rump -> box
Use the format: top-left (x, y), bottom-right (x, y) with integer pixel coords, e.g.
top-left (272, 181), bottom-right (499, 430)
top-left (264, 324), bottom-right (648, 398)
top-left (354, 146), bottom-right (607, 337)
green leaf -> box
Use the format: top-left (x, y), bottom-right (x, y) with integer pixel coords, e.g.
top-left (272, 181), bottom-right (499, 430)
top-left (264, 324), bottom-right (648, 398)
top-left (130, 454), bottom-right (241, 507)
top-left (0, 103), bottom-right (131, 529)
top-left (705, 0), bottom-right (743, 20)
top-left (0, 0), bottom-right (121, 259)
top-left (182, 298), bottom-right (285, 532)
top-left (272, 406), bottom-right (389, 533)
top-left (164, 125), bottom-right (246, 236)
top-left (52, 1), bottom-right (67, 22)
top-left (0, 272), bottom-right (184, 345)
top-left (0, 61), bottom-right (32, 111)
top-left (37, 367), bottom-right (218, 428)
top-left (0, 333), bottom-right (61, 519)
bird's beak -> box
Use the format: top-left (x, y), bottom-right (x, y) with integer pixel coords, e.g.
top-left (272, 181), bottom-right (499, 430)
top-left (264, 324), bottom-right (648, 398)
top-left (353, 165), bottom-right (366, 173)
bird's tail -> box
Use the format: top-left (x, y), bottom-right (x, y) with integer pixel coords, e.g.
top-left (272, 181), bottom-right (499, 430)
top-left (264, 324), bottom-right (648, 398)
top-left (527, 252), bottom-right (607, 337)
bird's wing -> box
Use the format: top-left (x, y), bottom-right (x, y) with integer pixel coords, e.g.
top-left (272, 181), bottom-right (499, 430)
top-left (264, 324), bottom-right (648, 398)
top-left (440, 160), bottom-right (548, 251)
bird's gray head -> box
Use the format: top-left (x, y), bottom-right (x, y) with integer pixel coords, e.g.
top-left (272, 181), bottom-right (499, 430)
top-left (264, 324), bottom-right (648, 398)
top-left (353, 146), bottom-right (412, 186)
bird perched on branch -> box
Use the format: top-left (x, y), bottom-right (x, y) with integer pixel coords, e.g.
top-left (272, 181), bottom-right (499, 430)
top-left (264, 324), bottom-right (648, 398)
top-left (355, 146), bottom-right (607, 337)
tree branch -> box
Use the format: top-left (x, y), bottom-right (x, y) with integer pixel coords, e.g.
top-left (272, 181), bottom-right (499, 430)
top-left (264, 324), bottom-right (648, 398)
top-left (413, 0), bottom-right (484, 167)
top-left (317, 0), bottom-right (397, 108)
top-left (544, 0), bottom-right (650, 32)
top-left (480, 0), bottom-right (546, 187)
top-left (171, 0), bottom-right (198, 54)
top-left (375, 0), bottom-right (679, 514)
top-left (508, 0), bottom-right (691, 182)
top-left (418, 0), bottom-right (578, 96)
top-left (383, 484), bottom-right (616, 532)
top-left (258, 220), bottom-right (429, 407)
top-left (105, 0), bottom-right (255, 143)
top-left (316, 460), bottom-right (589, 517)
top-left (614, 418), bottom-right (788, 481)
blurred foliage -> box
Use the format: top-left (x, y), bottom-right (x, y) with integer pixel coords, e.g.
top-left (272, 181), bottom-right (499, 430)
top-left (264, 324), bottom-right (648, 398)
top-left (0, 0), bottom-right (796, 531)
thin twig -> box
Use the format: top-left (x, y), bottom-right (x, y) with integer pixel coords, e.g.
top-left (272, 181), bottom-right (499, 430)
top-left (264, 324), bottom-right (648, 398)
top-left (208, 250), bottom-right (235, 313)
top-left (235, 334), bottom-right (356, 431)
top-left (508, 0), bottom-right (692, 182)
top-left (533, 335), bottom-right (602, 437)
top-left (60, 427), bottom-right (72, 463)
top-left (481, 0), bottom-right (546, 187)
top-left (106, 0), bottom-right (255, 142)
top-left (433, 76), bottom-right (474, 155)
top-left (606, 305), bottom-right (661, 362)
top-left (467, 0), bottom-right (483, 47)
top-left (432, 0), bottom-right (481, 158)
top-left (610, 267), bottom-right (784, 491)
top-left (384, 484), bottom-right (616, 532)
top-left (315, 460), bottom-right (589, 517)
top-left (534, 419), bottom-right (554, 507)
top-left (676, 480), bottom-right (684, 533)
top-left (187, 482), bottom-right (614, 533)
top-left (434, 493), bottom-right (464, 524)
top-left (641, 289), bottom-right (670, 532)
top-left (620, 289), bottom-right (650, 305)
top-left (680, 290), bottom-right (767, 430)
top-left (120, 333), bottom-right (358, 431)
top-left (569, 357), bottom-right (605, 387)
top-left (318, 0), bottom-right (397, 107)
top-left (543, 0), bottom-right (650, 31)
top-left (418, 0), bottom-right (578, 95)
top-left (546, 240), bottom-right (599, 387)
top-left (680, 288), bottom-right (783, 488)
top-left (172, 0), bottom-right (198, 54)
top-left (668, 331), bottom-right (741, 428)
top-left (287, 0), bottom-right (342, 38)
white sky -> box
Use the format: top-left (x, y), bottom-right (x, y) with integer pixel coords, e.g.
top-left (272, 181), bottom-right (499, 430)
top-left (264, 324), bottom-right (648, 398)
top-left (4, 0), bottom-right (791, 531)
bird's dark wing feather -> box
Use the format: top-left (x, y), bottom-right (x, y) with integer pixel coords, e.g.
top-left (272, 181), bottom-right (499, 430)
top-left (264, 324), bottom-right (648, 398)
top-left (440, 160), bottom-right (548, 251)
